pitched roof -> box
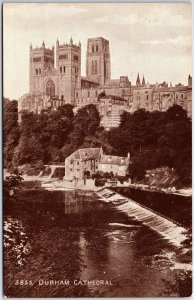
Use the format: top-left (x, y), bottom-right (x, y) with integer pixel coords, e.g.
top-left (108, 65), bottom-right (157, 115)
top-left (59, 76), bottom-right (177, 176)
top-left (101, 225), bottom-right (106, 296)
top-left (99, 155), bottom-right (128, 166)
top-left (67, 148), bottom-right (102, 162)
top-left (81, 76), bottom-right (99, 85)
top-left (79, 148), bottom-right (102, 161)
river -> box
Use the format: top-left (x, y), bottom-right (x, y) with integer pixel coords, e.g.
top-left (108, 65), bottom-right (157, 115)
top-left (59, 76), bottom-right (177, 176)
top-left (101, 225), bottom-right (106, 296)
top-left (4, 190), bottom-right (192, 297)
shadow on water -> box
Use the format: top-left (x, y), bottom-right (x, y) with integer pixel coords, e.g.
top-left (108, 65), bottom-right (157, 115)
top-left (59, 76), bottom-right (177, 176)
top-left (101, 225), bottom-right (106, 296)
top-left (3, 190), bottom-right (192, 297)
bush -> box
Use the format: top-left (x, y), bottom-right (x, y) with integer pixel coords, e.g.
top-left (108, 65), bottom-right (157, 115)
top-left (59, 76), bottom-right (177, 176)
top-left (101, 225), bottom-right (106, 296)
top-left (95, 178), bottom-right (106, 187)
top-left (117, 175), bottom-right (128, 184)
top-left (4, 170), bottom-right (24, 201)
top-left (52, 167), bottom-right (65, 180)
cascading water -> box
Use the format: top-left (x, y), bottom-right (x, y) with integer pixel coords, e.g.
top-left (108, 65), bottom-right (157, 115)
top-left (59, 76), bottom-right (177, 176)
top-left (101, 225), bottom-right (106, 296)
top-left (96, 188), bottom-right (187, 247)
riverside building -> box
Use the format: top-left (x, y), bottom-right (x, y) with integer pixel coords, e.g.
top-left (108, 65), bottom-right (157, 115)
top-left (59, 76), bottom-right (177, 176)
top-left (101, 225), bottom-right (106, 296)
top-left (64, 147), bottom-right (130, 180)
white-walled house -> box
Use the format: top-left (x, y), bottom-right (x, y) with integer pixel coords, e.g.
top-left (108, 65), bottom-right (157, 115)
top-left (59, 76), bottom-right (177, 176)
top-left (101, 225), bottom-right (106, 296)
top-left (98, 153), bottom-right (130, 176)
top-left (64, 147), bottom-right (130, 180)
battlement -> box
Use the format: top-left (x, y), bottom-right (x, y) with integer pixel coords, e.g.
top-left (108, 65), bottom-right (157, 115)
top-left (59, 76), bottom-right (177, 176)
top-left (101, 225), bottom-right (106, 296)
top-left (56, 37), bottom-right (81, 49)
top-left (57, 43), bottom-right (81, 50)
top-left (88, 37), bottom-right (109, 42)
top-left (30, 42), bottom-right (54, 53)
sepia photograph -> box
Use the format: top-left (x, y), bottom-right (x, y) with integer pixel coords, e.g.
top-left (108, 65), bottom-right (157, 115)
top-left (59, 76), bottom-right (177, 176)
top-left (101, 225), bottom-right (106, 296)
top-left (3, 2), bottom-right (192, 297)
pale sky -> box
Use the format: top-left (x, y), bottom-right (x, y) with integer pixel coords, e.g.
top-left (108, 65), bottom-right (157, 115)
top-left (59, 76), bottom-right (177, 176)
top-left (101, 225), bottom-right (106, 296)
top-left (3, 3), bottom-right (192, 100)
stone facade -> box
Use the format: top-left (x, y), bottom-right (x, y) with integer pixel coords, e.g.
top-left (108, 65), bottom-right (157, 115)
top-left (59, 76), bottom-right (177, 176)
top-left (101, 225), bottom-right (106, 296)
top-left (152, 86), bottom-right (192, 116)
top-left (64, 147), bottom-right (130, 180)
top-left (18, 36), bottom-right (192, 122)
top-left (75, 76), bottom-right (132, 109)
top-left (99, 95), bottom-right (128, 130)
top-left (132, 87), bottom-right (153, 111)
top-left (86, 37), bottom-right (111, 85)
top-left (64, 148), bottom-right (103, 180)
top-left (98, 153), bottom-right (130, 177)
top-left (29, 38), bottom-right (81, 104)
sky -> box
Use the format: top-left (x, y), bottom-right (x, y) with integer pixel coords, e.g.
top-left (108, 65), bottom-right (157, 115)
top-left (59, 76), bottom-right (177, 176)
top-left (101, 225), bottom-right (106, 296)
top-left (3, 3), bottom-right (192, 100)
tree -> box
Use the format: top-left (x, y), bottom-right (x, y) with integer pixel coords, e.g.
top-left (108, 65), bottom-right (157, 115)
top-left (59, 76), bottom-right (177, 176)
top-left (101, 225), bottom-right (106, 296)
top-left (4, 169), bottom-right (24, 201)
top-left (70, 104), bottom-right (100, 147)
top-left (3, 99), bottom-right (19, 144)
top-left (3, 100), bottom-right (19, 168)
top-left (3, 100), bottom-right (191, 187)
top-left (13, 135), bottom-right (44, 166)
top-left (38, 105), bottom-right (74, 149)
top-left (108, 106), bottom-right (191, 186)
top-left (166, 104), bottom-right (187, 121)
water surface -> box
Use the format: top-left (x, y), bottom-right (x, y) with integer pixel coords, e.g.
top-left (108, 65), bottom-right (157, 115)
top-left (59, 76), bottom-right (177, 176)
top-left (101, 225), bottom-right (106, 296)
top-left (4, 190), bottom-right (192, 297)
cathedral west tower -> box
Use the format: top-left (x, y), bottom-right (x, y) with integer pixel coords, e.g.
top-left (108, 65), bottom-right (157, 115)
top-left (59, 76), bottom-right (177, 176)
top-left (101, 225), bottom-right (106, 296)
top-left (29, 41), bottom-right (55, 95)
top-left (56, 37), bottom-right (81, 103)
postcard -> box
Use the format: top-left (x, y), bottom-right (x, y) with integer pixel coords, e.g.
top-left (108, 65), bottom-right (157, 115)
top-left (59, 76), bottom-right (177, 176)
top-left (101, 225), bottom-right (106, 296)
top-left (3, 3), bottom-right (192, 297)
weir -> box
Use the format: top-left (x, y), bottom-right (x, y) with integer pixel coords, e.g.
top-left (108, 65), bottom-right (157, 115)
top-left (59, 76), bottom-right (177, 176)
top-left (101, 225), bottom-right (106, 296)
top-left (96, 188), bottom-right (187, 247)
top-left (39, 165), bottom-right (65, 179)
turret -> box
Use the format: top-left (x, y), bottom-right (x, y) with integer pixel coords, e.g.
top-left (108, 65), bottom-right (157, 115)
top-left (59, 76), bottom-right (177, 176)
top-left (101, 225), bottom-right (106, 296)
top-left (142, 75), bottom-right (145, 86)
top-left (56, 38), bottom-right (59, 48)
top-left (188, 74), bottom-right (192, 88)
top-left (136, 73), bottom-right (141, 87)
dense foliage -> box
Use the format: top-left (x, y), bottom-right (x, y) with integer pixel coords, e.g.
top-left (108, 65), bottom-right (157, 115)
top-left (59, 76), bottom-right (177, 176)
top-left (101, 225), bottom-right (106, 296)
top-left (4, 170), bottom-right (24, 202)
top-left (4, 100), bottom-right (19, 169)
top-left (4, 100), bottom-right (102, 168)
top-left (108, 106), bottom-right (192, 185)
top-left (4, 98), bottom-right (191, 185)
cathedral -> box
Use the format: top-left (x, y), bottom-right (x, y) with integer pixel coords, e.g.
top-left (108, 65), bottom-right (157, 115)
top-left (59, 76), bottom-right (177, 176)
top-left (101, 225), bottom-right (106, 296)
top-left (18, 36), bottom-right (192, 124)
top-left (19, 37), bottom-right (113, 109)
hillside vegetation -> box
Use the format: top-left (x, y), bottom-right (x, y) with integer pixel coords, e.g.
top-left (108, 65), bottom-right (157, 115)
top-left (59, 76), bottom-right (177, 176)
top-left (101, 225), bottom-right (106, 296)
top-left (4, 99), bottom-right (191, 186)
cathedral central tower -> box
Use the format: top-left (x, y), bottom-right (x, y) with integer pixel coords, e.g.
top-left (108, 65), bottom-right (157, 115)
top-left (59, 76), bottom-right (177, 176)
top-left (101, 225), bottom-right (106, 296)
top-left (86, 37), bottom-right (111, 85)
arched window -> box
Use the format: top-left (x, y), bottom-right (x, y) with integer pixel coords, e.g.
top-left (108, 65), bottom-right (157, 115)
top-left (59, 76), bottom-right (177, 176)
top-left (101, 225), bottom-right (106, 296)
top-left (46, 80), bottom-right (55, 97)
top-left (92, 45), bottom-right (94, 53)
top-left (60, 67), bottom-right (62, 73)
top-left (96, 45), bottom-right (98, 52)
top-left (36, 68), bottom-right (38, 75)
top-left (39, 68), bottom-right (41, 75)
top-left (95, 61), bottom-right (97, 75)
top-left (63, 66), bottom-right (66, 73)
top-left (61, 95), bottom-right (64, 100)
top-left (92, 61), bottom-right (94, 75)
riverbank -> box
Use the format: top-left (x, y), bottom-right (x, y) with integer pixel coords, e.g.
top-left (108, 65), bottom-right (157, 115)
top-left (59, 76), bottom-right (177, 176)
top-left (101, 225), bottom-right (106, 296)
top-left (29, 176), bottom-right (192, 197)
top-left (125, 183), bottom-right (192, 197)
top-left (4, 170), bottom-right (192, 197)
